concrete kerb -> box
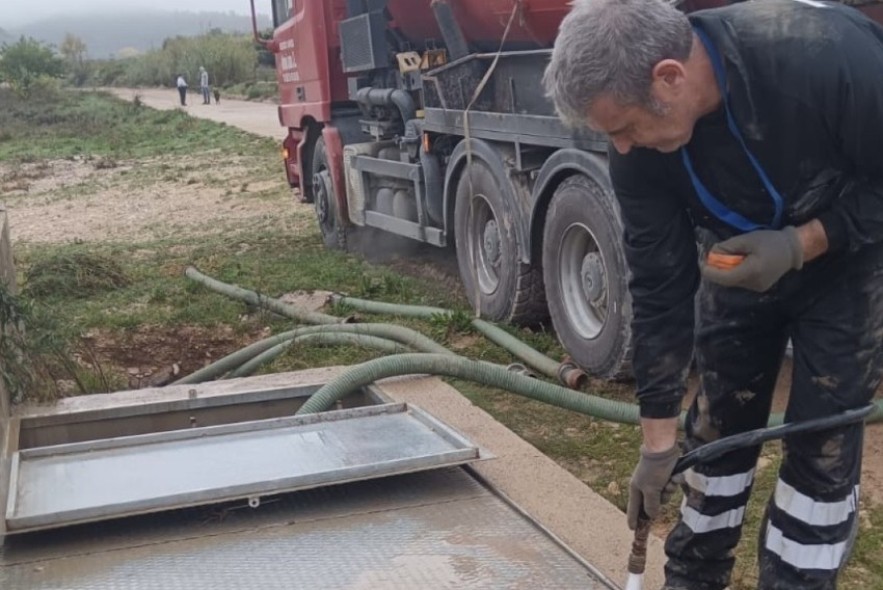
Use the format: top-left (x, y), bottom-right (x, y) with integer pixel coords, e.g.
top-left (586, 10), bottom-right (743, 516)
top-left (378, 374), bottom-right (667, 589)
top-left (13, 367), bottom-right (666, 587)
top-left (0, 206), bottom-right (15, 295)
top-left (0, 205), bottom-right (16, 537)
top-left (0, 205), bottom-right (14, 423)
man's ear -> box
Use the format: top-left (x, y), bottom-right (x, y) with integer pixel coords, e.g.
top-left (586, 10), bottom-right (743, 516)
top-left (651, 59), bottom-right (687, 96)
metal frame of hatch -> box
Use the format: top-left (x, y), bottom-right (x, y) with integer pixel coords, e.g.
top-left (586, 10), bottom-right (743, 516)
top-left (13, 382), bottom-right (391, 449)
top-left (0, 382), bottom-right (488, 537)
top-left (5, 402), bottom-right (486, 534)
top-left (0, 381), bottom-right (392, 538)
top-left (0, 375), bottom-right (622, 590)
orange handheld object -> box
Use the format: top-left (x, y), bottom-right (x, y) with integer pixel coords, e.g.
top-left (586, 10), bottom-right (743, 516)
top-left (707, 252), bottom-right (745, 270)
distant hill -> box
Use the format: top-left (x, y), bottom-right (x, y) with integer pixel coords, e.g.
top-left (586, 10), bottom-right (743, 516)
top-left (4, 10), bottom-right (271, 58)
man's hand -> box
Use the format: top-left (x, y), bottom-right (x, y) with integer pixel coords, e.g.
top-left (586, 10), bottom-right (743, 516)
top-left (627, 444), bottom-right (680, 530)
top-left (701, 226), bottom-right (803, 292)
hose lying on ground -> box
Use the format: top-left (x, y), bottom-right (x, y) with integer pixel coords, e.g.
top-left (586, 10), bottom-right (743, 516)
top-left (171, 322), bottom-right (455, 385)
top-left (296, 353), bottom-right (643, 421)
top-left (296, 352), bottom-right (883, 427)
top-left (185, 266), bottom-right (343, 325)
top-left (173, 325), bottom-right (329, 385)
top-left (229, 333), bottom-right (410, 378)
top-left (184, 269), bottom-right (579, 387)
top-left (330, 294), bottom-right (579, 385)
top-left (182, 270), bottom-right (883, 427)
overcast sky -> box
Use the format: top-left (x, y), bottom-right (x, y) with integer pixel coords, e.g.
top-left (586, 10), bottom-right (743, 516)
top-left (1, 0), bottom-right (269, 28)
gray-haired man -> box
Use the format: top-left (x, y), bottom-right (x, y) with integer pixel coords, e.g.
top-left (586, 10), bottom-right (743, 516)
top-left (544, 0), bottom-right (883, 588)
top-left (199, 66), bottom-right (211, 105)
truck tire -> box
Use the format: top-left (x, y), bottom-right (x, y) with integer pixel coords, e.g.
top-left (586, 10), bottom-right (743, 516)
top-left (311, 138), bottom-right (348, 251)
top-left (454, 159), bottom-right (546, 325)
top-left (542, 174), bottom-right (633, 379)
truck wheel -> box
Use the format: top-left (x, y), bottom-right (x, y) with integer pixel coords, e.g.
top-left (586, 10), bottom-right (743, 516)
top-left (312, 138), bottom-right (347, 251)
top-left (542, 174), bottom-right (632, 379)
top-left (454, 160), bottom-right (546, 324)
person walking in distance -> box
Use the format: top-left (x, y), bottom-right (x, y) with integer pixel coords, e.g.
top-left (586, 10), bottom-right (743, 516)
top-left (176, 73), bottom-right (188, 106)
top-left (199, 66), bottom-right (211, 105)
top-left (544, 0), bottom-right (883, 588)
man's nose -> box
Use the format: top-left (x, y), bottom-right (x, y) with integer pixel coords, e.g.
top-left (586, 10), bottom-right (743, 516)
top-left (610, 136), bottom-right (633, 155)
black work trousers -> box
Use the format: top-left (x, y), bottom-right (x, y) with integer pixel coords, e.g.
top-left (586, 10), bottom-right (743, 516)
top-left (664, 241), bottom-right (883, 590)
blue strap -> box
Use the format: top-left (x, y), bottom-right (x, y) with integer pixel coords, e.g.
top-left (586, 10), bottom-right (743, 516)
top-left (681, 26), bottom-right (784, 232)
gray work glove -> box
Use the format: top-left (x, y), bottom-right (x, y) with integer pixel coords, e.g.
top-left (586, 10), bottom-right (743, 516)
top-left (627, 444), bottom-right (680, 531)
top-left (701, 227), bottom-right (803, 293)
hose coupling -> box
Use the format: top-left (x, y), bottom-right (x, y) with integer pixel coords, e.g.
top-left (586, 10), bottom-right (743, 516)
top-left (506, 363), bottom-right (538, 379)
top-left (558, 357), bottom-right (588, 390)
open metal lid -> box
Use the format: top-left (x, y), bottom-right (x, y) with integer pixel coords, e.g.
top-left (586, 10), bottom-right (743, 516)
top-left (6, 402), bottom-right (485, 533)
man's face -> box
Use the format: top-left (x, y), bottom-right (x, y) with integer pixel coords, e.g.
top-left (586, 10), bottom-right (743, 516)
top-left (588, 93), bottom-right (696, 155)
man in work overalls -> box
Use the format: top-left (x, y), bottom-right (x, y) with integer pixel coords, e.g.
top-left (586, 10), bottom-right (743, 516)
top-left (544, 0), bottom-right (883, 588)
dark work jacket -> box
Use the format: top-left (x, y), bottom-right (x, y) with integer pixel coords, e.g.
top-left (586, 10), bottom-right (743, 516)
top-left (609, 0), bottom-right (883, 419)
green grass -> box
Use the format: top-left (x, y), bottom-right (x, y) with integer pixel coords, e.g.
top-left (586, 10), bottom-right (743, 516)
top-left (0, 88), bottom-right (274, 162)
top-left (3, 89), bottom-right (881, 589)
top-left (222, 80), bottom-right (278, 102)
top-left (15, 230), bottom-right (474, 338)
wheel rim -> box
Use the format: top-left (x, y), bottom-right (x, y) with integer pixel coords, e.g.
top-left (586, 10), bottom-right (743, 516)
top-left (468, 194), bottom-right (502, 295)
top-left (559, 222), bottom-right (608, 339)
top-left (313, 170), bottom-right (333, 231)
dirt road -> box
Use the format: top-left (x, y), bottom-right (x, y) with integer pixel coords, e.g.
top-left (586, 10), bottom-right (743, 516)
top-left (108, 88), bottom-right (285, 140)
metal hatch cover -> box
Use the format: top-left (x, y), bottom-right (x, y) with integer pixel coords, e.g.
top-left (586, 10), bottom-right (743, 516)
top-left (5, 403), bottom-right (484, 533)
top-left (1, 468), bottom-right (615, 590)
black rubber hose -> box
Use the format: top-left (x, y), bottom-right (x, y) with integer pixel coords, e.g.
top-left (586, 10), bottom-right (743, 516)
top-left (673, 404), bottom-right (875, 474)
top-left (628, 403), bottom-right (876, 586)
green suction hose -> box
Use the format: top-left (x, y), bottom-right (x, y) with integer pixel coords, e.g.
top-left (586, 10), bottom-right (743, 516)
top-left (330, 295), bottom-right (572, 383)
top-left (295, 353), bottom-right (883, 428)
top-left (329, 295), bottom-right (448, 319)
top-left (296, 353), bottom-right (642, 423)
top-left (182, 272), bottom-right (883, 428)
top-left (172, 326), bottom-right (327, 385)
top-left (185, 266), bottom-right (343, 325)
top-left (229, 333), bottom-right (410, 378)
top-left (172, 322), bottom-right (455, 385)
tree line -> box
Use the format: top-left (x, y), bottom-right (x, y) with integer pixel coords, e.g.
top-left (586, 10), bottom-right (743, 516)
top-left (0, 30), bottom-right (275, 97)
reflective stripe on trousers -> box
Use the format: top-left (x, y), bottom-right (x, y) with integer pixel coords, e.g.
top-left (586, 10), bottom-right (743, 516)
top-left (663, 242), bottom-right (883, 590)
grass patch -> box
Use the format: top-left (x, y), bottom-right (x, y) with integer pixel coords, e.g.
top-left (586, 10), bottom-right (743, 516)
top-left (222, 80), bottom-right (278, 102)
top-left (846, 502), bottom-right (883, 588)
top-left (25, 251), bottom-right (130, 298)
top-left (0, 283), bottom-right (111, 401)
top-left (0, 88), bottom-right (275, 162)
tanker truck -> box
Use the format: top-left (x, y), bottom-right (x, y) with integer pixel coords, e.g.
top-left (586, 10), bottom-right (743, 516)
top-left (249, 0), bottom-right (883, 380)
